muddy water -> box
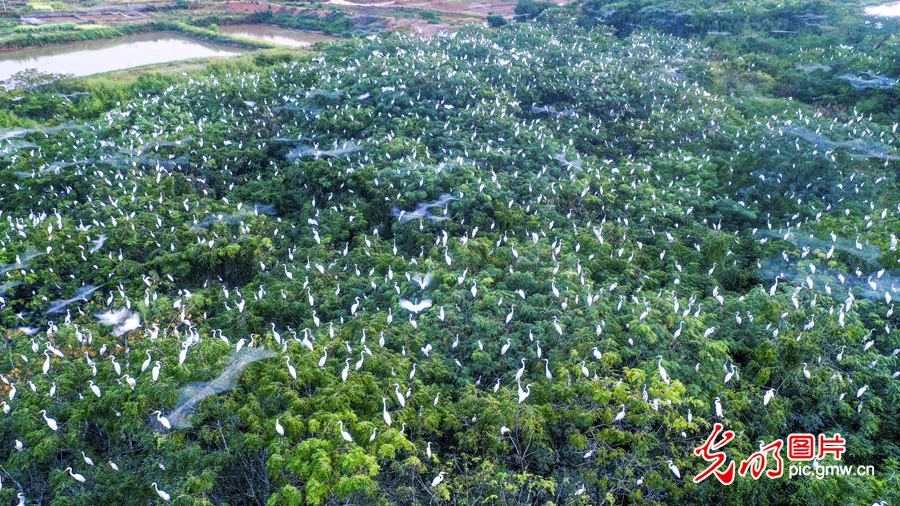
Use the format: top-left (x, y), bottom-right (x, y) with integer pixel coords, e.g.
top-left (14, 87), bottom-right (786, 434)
top-left (0, 32), bottom-right (241, 81)
top-left (218, 25), bottom-right (337, 47)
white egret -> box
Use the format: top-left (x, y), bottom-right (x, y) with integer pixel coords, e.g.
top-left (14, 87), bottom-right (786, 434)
top-left (152, 410), bottom-right (171, 430)
top-left (542, 358), bottom-right (553, 380)
top-left (724, 364), bottom-right (737, 384)
top-left (285, 356), bottom-right (297, 380)
top-left (517, 382), bottom-right (532, 403)
top-left (382, 397), bottom-right (392, 426)
top-left (393, 384), bottom-right (406, 407)
top-left (666, 460), bottom-right (681, 478)
top-left (764, 389), bottom-right (775, 406)
top-left (65, 467), bottom-right (86, 483)
top-left (338, 420), bottom-right (353, 442)
top-left (342, 358), bottom-right (351, 382)
top-left (141, 350), bottom-right (152, 372)
top-left (656, 356), bottom-right (670, 385)
top-left (39, 409), bottom-right (58, 431)
top-left (399, 298), bottom-right (432, 313)
top-left (151, 482), bottom-right (171, 502)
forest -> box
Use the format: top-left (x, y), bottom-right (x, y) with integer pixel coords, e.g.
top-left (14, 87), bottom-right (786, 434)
top-left (0, 0), bottom-right (898, 504)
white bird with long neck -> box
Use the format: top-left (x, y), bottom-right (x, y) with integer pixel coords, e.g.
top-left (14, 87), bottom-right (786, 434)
top-left (285, 356), bottom-right (297, 379)
top-left (515, 358), bottom-right (526, 382)
top-left (382, 397), bottom-right (392, 426)
top-left (40, 409), bottom-right (58, 431)
top-left (88, 380), bottom-right (102, 398)
top-left (269, 323), bottom-right (281, 344)
top-left (152, 482), bottom-right (170, 502)
top-left (152, 410), bottom-right (171, 430)
top-left (65, 467), bottom-right (86, 483)
top-left (656, 356), bottom-right (670, 385)
top-left (141, 350), bottom-right (152, 372)
top-left (342, 358), bottom-right (351, 382)
top-left (393, 383), bottom-right (406, 407)
top-left (338, 420), bottom-right (353, 442)
top-left (517, 381), bottom-right (532, 403)
top-left (724, 364), bottom-right (737, 384)
top-left (666, 460), bottom-right (681, 478)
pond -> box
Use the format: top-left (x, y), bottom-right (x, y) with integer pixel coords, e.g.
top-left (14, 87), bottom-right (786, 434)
top-left (0, 33), bottom-right (241, 82)
top-left (865, 0), bottom-right (900, 17)
top-left (217, 25), bottom-right (337, 48)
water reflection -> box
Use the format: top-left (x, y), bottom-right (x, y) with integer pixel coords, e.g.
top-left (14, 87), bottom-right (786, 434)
top-left (0, 33), bottom-right (241, 81)
top-left (218, 25), bottom-right (337, 47)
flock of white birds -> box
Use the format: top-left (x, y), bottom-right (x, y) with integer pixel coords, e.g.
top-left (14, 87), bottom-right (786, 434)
top-left (0, 15), bottom-right (898, 504)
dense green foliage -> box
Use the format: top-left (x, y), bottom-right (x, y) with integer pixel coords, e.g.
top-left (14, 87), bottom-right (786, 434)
top-left (487, 14), bottom-right (507, 27)
top-left (0, 1), bottom-right (899, 505)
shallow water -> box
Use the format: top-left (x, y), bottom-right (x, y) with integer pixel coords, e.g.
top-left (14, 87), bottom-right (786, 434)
top-left (218, 25), bottom-right (337, 47)
top-left (0, 32), bottom-right (241, 81)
